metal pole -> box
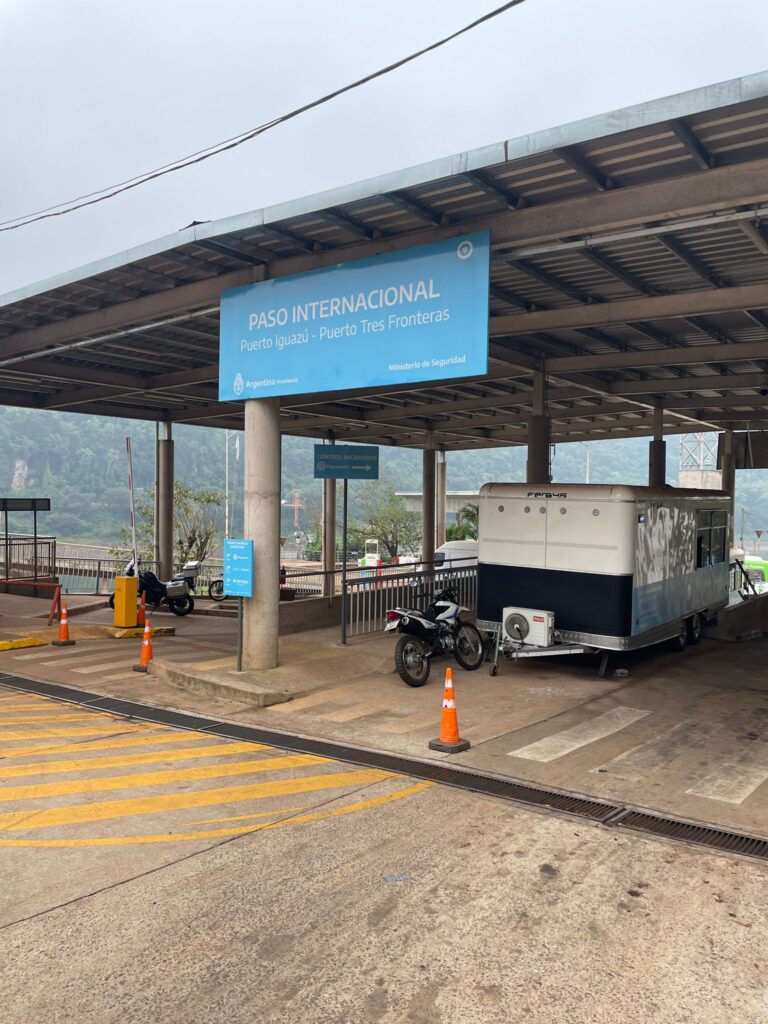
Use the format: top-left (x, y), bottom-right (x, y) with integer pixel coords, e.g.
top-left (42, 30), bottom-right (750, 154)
top-left (237, 596), bottom-right (243, 672)
top-left (225, 430), bottom-right (230, 539)
top-left (341, 478), bottom-right (348, 645)
top-left (33, 508), bottom-right (38, 580)
top-left (153, 423), bottom-right (160, 571)
top-left (126, 437), bottom-right (138, 568)
top-left (4, 509), bottom-right (9, 580)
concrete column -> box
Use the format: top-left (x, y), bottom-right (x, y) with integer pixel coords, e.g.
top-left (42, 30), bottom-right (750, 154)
top-left (243, 398), bottom-right (281, 671)
top-left (435, 449), bottom-right (447, 549)
top-left (322, 440), bottom-right (336, 597)
top-left (648, 405), bottom-right (666, 488)
top-left (719, 430), bottom-right (736, 548)
top-left (422, 447), bottom-right (436, 566)
top-left (156, 422), bottom-right (174, 579)
top-left (526, 370), bottom-right (551, 483)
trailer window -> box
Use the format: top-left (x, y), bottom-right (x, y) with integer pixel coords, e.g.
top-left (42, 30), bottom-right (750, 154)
top-left (696, 510), bottom-right (727, 568)
top-left (710, 511), bottom-right (727, 565)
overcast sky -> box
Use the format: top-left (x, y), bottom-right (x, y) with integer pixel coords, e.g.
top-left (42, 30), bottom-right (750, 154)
top-left (1, 0), bottom-right (767, 296)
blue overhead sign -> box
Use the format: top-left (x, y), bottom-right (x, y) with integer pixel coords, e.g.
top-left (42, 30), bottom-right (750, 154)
top-left (223, 538), bottom-right (254, 598)
top-left (314, 445), bottom-right (379, 480)
top-left (218, 232), bottom-right (490, 400)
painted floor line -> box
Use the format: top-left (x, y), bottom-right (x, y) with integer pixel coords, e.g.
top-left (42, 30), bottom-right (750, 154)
top-left (687, 735), bottom-right (768, 804)
top-left (507, 706), bottom-right (651, 762)
top-left (592, 720), bottom-right (720, 781)
top-left (0, 741), bottom-right (269, 779)
top-left (0, 713), bottom-right (104, 726)
top-left (0, 731), bottom-right (218, 759)
top-left (0, 781), bottom-right (431, 848)
top-left (0, 724), bottom-right (150, 742)
top-left (0, 751), bottom-right (328, 803)
top-left (0, 767), bottom-right (395, 831)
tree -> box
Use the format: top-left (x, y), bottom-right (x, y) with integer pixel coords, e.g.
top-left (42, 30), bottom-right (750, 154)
top-left (446, 501), bottom-right (478, 540)
top-left (350, 481), bottom-right (421, 560)
top-left (115, 481), bottom-right (223, 564)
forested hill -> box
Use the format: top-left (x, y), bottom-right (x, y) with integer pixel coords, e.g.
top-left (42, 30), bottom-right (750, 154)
top-left (1, 406), bottom-right (766, 545)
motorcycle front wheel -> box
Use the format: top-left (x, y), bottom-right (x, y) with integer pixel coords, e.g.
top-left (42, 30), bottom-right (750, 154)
top-left (108, 594), bottom-right (115, 609)
top-left (394, 635), bottom-right (431, 687)
top-left (454, 622), bottom-right (485, 671)
top-left (168, 596), bottom-right (194, 616)
top-left (208, 579), bottom-right (226, 602)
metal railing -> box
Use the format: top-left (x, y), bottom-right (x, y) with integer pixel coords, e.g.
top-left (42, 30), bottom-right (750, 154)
top-left (342, 561), bottom-right (477, 642)
top-left (56, 555), bottom-right (226, 595)
top-left (0, 534), bottom-right (57, 581)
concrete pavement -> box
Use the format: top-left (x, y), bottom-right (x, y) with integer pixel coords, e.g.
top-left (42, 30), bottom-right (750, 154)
top-left (0, 681), bottom-right (766, 1023)
top-left (2, 592), bottom-right (768, 838)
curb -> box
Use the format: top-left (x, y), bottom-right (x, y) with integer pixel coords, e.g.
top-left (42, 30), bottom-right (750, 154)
top-left (150, 657), bottom-right (292, 707)
top-left (0, 637), bottom-right (48, 651)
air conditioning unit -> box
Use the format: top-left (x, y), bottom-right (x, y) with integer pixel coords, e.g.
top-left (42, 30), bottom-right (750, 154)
top-left (502, 606), bottom-right (554, 648)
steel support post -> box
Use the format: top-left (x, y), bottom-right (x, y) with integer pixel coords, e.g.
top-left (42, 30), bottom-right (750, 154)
top-left (242, 398), bottom-right (281, 671)
top-left (156, 422), bottom-right (174, 578)
top-left (422, 446), bottom-right (436, 567)
top-left (648, 405), bottom-right (667, 487)
top-left (719, 430), bottom-right (736, 547)
top-left (526, 370), bottom-right (551, 483)
top-left (322, 440), bottom-right (336, 598)
top-left (435, 449), bottom-right (447, 549)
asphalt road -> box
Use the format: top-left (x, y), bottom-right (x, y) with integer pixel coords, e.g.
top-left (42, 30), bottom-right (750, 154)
top-left (0, 684), bottom-right (766, 1024)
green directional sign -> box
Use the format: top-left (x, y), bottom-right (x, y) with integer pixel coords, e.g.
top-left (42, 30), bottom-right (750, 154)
top-left (313, 445), bottom-right (379, 480)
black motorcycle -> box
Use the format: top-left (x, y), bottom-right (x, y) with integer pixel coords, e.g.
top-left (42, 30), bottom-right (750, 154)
top-left (108, 559), bottom-right (200, 616)
top-left (385, 581), bottom-right (485, 686)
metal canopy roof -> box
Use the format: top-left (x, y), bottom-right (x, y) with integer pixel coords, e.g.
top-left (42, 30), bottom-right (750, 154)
top-left (2, 72), bottom-right (768, 451)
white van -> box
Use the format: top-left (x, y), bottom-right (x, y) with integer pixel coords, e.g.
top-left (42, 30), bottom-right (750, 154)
top-left (434, 539), bottom-right (478, 570)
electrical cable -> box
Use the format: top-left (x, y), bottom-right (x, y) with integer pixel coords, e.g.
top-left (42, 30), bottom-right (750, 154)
top-left (0, 0), bottom-right (529, 233)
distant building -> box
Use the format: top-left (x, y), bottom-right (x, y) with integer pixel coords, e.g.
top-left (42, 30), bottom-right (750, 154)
top-left (396, 491), bottom-right (478, 524)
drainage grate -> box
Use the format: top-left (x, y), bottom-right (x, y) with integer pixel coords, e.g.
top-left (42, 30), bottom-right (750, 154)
top-left (611, 810), bottom-right (768, 861)
top-left (2, 673), bottom-right (768, 860)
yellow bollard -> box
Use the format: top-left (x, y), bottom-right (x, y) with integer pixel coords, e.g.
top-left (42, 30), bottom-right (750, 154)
top-left (113, 576), bottom-right (139, 628)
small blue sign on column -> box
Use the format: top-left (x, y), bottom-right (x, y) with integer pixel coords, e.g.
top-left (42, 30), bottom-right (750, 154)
top-left (223, 538), bottom-right (254, 598)
top-left (314, 444), bottom-right (379, 480)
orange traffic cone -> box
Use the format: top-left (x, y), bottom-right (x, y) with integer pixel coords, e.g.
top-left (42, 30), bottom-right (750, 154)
top-left (428, 667), bottom-right (470, 753)
top-left (136, 591), bottom-right (146, 627)
top-left (133, 619), bottom-right (153, 673)
top-left (52, 603), bottom-right (75, 647)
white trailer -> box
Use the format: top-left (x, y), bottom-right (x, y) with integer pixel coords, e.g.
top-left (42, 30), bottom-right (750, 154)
top-left (476, 484), bottom-right (730, 673)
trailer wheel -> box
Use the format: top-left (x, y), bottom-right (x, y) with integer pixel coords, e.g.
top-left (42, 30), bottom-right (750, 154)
top-left (687, 613), bottom-right (702, 645)
top-left (668, 619), bottom-right (688, 652)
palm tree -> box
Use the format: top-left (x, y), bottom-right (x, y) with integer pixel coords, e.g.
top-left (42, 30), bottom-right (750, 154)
top-left (446, 501), bottom-right (478, 540)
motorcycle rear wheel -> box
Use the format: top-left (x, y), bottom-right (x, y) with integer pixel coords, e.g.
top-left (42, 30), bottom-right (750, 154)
top-left (394, 635), bottom-right (431, 687)
top-left (169, 596), bottom-right (194, 616)
top-left (454, 622), bottom-right (485, 671)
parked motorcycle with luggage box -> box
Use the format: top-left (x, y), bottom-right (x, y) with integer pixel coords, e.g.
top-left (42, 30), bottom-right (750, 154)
top-left (108, 558), bottom-right (200, 616)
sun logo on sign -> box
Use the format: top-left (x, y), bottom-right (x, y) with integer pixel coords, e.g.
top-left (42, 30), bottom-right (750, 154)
top-left (456, 240), bottom-right (474, 260)
top-left (233, 373), bottom-right (245, 396)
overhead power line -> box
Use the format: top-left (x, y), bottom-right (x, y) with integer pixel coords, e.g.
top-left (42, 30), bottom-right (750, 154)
top-left (1, 0), bottom-right (529, 234)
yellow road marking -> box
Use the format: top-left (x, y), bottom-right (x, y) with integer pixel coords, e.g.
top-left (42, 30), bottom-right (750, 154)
top-left (0, 753), bottom-right (328, 802)
top-left (188, 805), bottom-right (309, 825)
top-left (0, 768), bottom-right (395, 831)
top-left (0, 725), bottom-right (149, 742)
top-left (0, 780), bottom-right (432, 846)
top-left (0, 713), bottom-right (105, 725)
top-left (0, 638), bottom-right (47, 651)
top-left (0, 741), bottom-right (269, 779)
top-left (0, 731), bottom-right (206, 759)
top-left (0, 703), bottom-right (62, 710)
